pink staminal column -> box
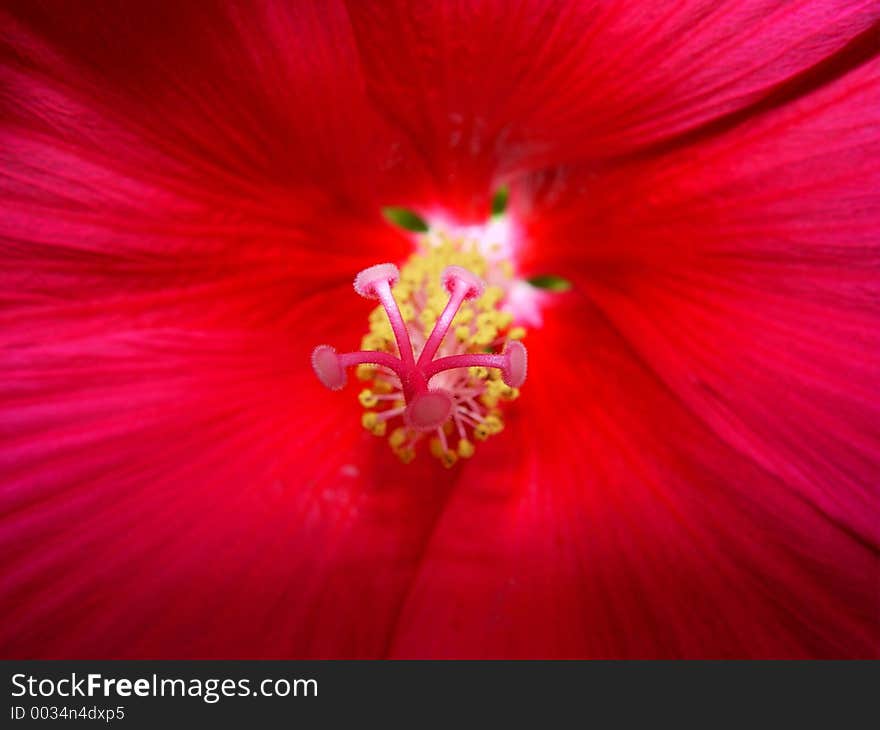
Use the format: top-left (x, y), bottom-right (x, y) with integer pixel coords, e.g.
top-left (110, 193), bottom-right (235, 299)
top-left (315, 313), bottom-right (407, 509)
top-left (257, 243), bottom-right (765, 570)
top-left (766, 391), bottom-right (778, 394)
top-left (311, 263), bottom-right (528, 432)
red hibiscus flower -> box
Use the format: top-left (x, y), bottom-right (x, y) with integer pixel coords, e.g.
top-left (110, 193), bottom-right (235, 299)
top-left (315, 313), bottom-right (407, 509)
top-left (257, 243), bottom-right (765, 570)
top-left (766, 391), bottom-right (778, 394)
top-left (1, 0), bottom-right (878, 658)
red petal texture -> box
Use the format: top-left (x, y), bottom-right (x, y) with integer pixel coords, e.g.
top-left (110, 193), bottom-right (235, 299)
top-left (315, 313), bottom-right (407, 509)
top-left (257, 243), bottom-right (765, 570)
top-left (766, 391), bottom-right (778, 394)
top-left (0, 0), bottom-right (416, 657)
top-left (390, 301), bottom-right (877, 657)
top-left (347, 0), bottom-right (880, 218)
top-left (1, 1), bottom-right (879, 658)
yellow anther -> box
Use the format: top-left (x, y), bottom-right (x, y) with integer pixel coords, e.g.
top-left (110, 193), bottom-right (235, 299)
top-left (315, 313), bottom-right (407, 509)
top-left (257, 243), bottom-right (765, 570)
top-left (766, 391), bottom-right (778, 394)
top-left (429, 437), bottom-right (445, 458)
top-left (356, 364), bottom-right (375, 381)
top-left (361, 333), bottom-right (386, 350)
top-left (419, 308), bottom-right (438, 332)
top-left (361, 412), bottom-right (387, 437)
top-left (396, 446), bottom-right (415, 464)
top-left (440, 450), bottom-right (459, 469)
top-left (358, 389), bottom-right (378, 408)
top-left (373, 380), bottom-right (394, 394)
top-left (496, 311), bottom-right (514, 329)
top-left (476, 312), bottom-right (497, 328)
top-left (453, 308), bottom-right (473, 325)
top-left (455, 325), bottom-right (472, 342)
top-left (477, 285), bottom-right (504, 310)
top-left (457, 439), bottom-right (475, 459)
top-left (500, 385), bottom-right (519, 401)
top-left (485, 380), bottom-right (506, 397)
top-left (508, 326), bottom-right (526, 340)
top-left (484, 414), bottom-right (503, 434)
top-left (480, 393), bottom-right (499, 408)
top-left (369, 320), bottom-right (393, 339)
top-left (369, 306), bottom-right (386, 323)
top-left (399, 305), bottom-right (415, 323)
top-left (389, 427), bottom-right (407, 449)
top-left (472, 327), bottom-right (497, 346)
top-left (427, 293), bottom-right (447, 312)
top-left (473, 423), bottom-right (491, 441)
top-left (401, 266), bottom-right (422, 284)
top-left (469, 366), bottom-right (489, 380)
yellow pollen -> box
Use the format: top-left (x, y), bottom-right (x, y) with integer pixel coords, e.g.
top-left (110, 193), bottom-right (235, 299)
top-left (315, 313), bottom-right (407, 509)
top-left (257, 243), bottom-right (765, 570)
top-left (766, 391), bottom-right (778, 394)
top-left (373, 380), bottom-right (394, 394)
top-left (361, 333), bottom-right (386, 351)
top-left (355, 364), bottom-right (375, 381)
top-left (473, 422), bottom-right (491, 441)
top-left (389, 427), bottom-right (408, 449)
top-left (496, 311), bottom-right (514, 329)
top-left (361, 412), bottom-right (387, 437)
top-left (358, 389), bottom-right (379, 408)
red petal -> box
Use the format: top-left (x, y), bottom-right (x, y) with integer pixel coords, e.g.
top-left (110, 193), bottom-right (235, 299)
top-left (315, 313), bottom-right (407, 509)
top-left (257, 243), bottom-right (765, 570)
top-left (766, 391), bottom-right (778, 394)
top-left (347, 0), bottom-right (880, 218)
top-left (386, 302), bottom-right (878, 657)
top-left (490, 56), bottom-right (880, 655)
top-left (0, 2), bottom-right (421, 657)
top-left (1, 0), bottom-right (382, 206)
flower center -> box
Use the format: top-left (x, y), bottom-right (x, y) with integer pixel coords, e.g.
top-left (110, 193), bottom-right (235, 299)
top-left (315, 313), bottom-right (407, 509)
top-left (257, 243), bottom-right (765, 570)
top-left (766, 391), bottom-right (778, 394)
top-left (311, 234), bottom-right (528, 466)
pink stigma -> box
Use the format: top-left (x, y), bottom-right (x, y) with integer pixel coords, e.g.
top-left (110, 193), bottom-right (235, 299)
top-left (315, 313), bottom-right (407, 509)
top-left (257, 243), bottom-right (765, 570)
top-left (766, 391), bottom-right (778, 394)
top-left (311, 263), bottom-right (528, 432)
top-left (311, 345), bottom-right (347, 391)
